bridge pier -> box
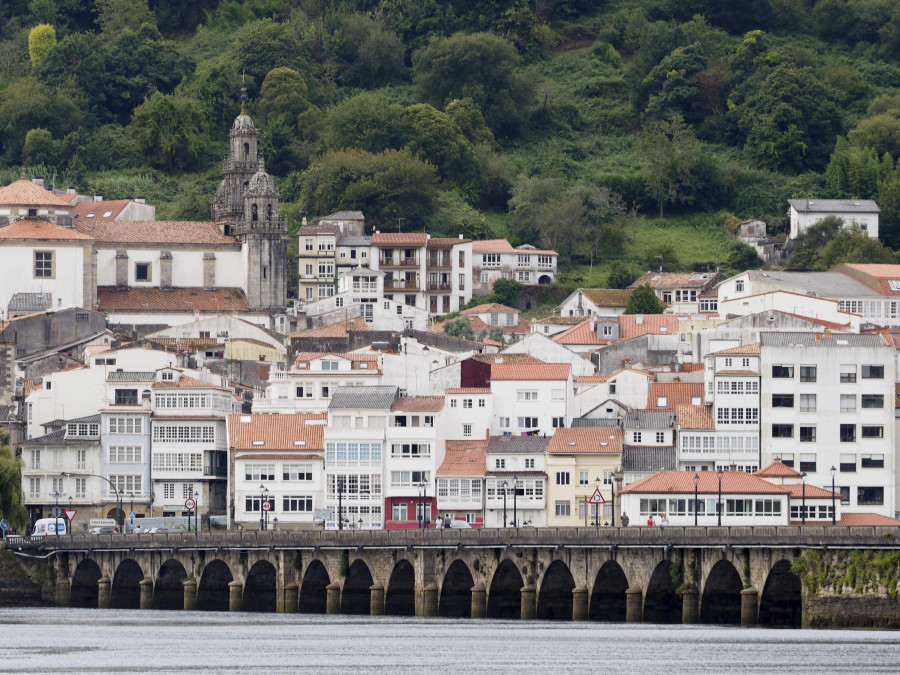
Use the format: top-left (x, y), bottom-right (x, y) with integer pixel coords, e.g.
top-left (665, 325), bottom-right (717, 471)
top-left (283, 583), bottom-right (298, 613)
top-left (140, 579), bottom-right (154, 609)
top-left (471, 583), bottom-right (486, 618)
top-left (326, 582), bottom-right (341, 614)
top-left (626, 586), bottom-right (642, 622)
top-left (55, 579), bottom-right (71, 607)
top-left (741, 587), bottom-right (758, 626)
top-left (520, 585), bottom-right (536, 620)
top-left (572, 586), bottom-right (588, 621)
top-left (98, 577), bottom-right (111, 609)
top-left (370, 583), bottom-right (385, 616)
top-left (228, 581), bottom-right (243, 612)
top-left (422, 583), bottom-right (438, 617)
top-left (681, 588), bottom-right (699, 624)
top-left (183, 579), bottom-right (197, 611)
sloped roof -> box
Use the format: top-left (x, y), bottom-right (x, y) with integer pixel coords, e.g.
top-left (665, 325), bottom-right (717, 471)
top-left (532, 316), bottom-right (586, 326)
top-left (428, 237), bottom-right (470, 247)
top-left (0, 218), bottom-right (93, 240)
top-left (0, 179), bottom-right (73, 207)
top-left (445, 387), bottom-right (491, 394)
top-left (153, 375), bottom-right (230, 390)
top-left (675, 404), bottom-right (714, 430)
top-left (20, 429), bottom-right (99, 446)
top-left (8, 292), bottom-right (52, 312)
top-left (288, 317), bottom-right (370, 338)
top-left (72, 199), bottom-right (131, 220)
top-left (437, 439), bottom-right (488, 476)
top-left (788, 198), bottom-right (879, 213)
top-left (471, 239), bottom-right (516, 254)
top-left (298, 223), bottom-right (340, 236)
top-left (571, 417), bottom-right (623, 428)
top-left (625, 410), bottom-right (674, 429)
top-left (547, 427), bottom-right (623, 454)
top-left (838, 512), bottom-right (900, 525)
top-left (647, 382), bottom-right (704, 410)
top-left (97, 287), bottom-right (249, 312)
top-left (462, 303), bottom-right (518, 314)
top-left (620, 314), bottom-right (679, 339)
top-left (370, 232), bottom-right (427, 246)
top-left (630, 271), bottom-right (717, 289)
top-left (836, 263), bottom-right (900, 296)
top-left (623, 447), bottom-right (677, 472)
top-left (553, 319), bottom-right (608, 346)
top-left (754, 461), bottom-right (803, 478)
top-left (486, 435), bottom-right (550, 454)
top-left (322, 210), bottom-right (364, 221)
top-left (578, 288), bottom-right (633, 307)
top-left (391, 396), bottom-right (445, 412)
top-left (76, 220), bottom-right (236, 245)
top-left (759, 332), bottom-right (885, 348)
top-left (781, 483), bottom-right (839, 499)
top-left (472, 354), bottom-right (541, 364)
top-left (228, 413), bottom-right (327, 451)
top-left (329, 385), bottom-right (398, 410)
top-left (293, 352), bottom-right (379, 369)
top-left (490, 362), bottom-right (570, 381)
top-left (711, 343), bottom-right (760, 355)
top-left (622, 470), bottom-right (789, 495)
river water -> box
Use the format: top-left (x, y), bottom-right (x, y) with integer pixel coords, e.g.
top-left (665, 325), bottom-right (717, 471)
top-left (0, 608), bottom-right (898, 674)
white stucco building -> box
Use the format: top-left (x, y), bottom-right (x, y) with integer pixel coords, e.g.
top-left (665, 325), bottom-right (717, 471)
top-left (788, 198), bottom-right (879, 240)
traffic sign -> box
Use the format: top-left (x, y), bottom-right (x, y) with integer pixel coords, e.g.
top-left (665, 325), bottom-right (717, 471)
top-left (64, 509), bottom-right (77, 522)
top-left (184, 498), bottom-right (196, 510)
top-left (128, 511), bottom-right (136, 519)
top-left (0, 519), bottom-right (8, 530)
top-left (262, 500), bottom-right (271, 512)
top-left (588, 488), bottom-right (606, 505)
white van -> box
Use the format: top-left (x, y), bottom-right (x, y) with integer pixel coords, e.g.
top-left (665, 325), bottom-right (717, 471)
top-left (31, 518), bottom-right (67, 536)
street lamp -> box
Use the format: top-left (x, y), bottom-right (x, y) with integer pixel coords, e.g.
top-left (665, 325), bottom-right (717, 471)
top-left (693, 473), bottom-right (700, 527)
top-left (513, 475), bottom-right (518, 529)
top-left (51, 490), bottom-right (61, 536)
top-left (128, 491), bottom-right (134, 532)
top-left (263, 487), bottom-right (269, 531)
top-left (358, 518), bottom-right (363, 531)
top-left (337, 477), bottom-right (344, 531)
top-left (194, 491), bottom-right (200, 534)
top-left (613, 468), bottom-right (624, 527)
top-left (594, 477), bottom-right (601, 530)
top-left (273, 517), bottom-right (278, 531)
top-left (830, 466), bottom-right (837, 526)
top-left (259, 484), bottom-right (266, 532)
top-left (502, 480), bottom-right (508, 528)
top-left (801, 472), bottom-right (807, 526)
top-left (716, 467), bottom-right (724, 526)
top-left (61, 472), bottom-right (122, 532)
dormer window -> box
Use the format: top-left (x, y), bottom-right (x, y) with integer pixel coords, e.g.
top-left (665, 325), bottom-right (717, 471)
top-left (161, 372), bottom-right (174, 381)
top-left (321, 360), bottom-right (339, 371)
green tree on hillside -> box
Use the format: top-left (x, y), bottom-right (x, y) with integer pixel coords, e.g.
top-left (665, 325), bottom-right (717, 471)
top-left (492, 278), bottom-right (523, 309)
top-left (321, 92), bottom-right (408, 153)
top-left (95, 0), bottom-right (156, 33)
top-left (0, 429), bottom-right (28, 531)
top-left (508, 176), bottom-right (585, 259)
top-left (402, 103), bottom-right (479, 186)
top-left (444, 316), bottom-right (475, 340)
top-left (624, 284), bottom-right (665, 314)
top-left (328, 13), bottom-right (406, 88)
top-left (28, 23), bottom-right (56, 66)
top-left (639, 115), bottom-right (701, 217)
top-left (790, 215), bottom-right (845, 268)
top-left (129, 91), bottom-right (207, 172)
top-left (813, 227), bottom-right (897, 270)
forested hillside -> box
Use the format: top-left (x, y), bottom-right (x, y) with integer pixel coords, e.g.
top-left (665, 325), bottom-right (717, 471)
top-left (3, 0), bottom-right (900, 286)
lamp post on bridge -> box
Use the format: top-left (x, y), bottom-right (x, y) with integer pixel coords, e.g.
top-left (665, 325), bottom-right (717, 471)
top-left (337, 477), bottom-right (344, 531)
top-left (801, 472), bottom-right (807, 526)
top-left (613, 468), bottom-right (624, 526)
top-left (716, 467), bottom-right (723, 526)
top-left (501, 480), bottom-right (508, 528)
top-left (594, 477), bottom-right (601, 530)
top-left (259, 484), bottom-right (266, 531)
top-left (693, 473), bottom-right (700, 527)
top-left (194, 490), bottom-right (200, 535)
top-left (51, 489), bottom-right (62, 536)
top-left (512, 475), bottom-right (518, 529)
top-left (830, 465), bottom-right (837, 526)
top-left (128, 491), bottom-right (134, 532)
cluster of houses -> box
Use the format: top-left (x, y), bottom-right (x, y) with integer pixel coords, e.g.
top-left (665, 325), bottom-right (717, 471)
top-left (3, 102), bottom-right (899, 534)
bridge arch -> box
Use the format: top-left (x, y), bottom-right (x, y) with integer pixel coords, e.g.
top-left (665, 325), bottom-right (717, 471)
top-left (244, 560), bottom-right (277, 612)
top-left (643, 560), bottom-right (680, 623)
top-left (385, 560), bottom-right (416, 616)
top-left (155, 559), bottom-right (188, 610)
top-left (299, 560), bottom-right (329, 614)
top-left (439, 559), bottom-right (475, 618)
top-left (589, 560), bottom-right (628, 622)
top-left (487, 559), bottom-right (524, 619)
top-left (700, 559), bottom-right (742, 624)
top-left (759, 559), bottom-right (802, 627)
top-left (71, 558), bottom-right (102, 608)
top-left (341, 559), bottom-right (374, 615)
top-left (536, 560), bottom-right (575, 621)
top-left (197, 560), bottom-right (233, 612)
top-left (111, 559), bottom-right (144, 609)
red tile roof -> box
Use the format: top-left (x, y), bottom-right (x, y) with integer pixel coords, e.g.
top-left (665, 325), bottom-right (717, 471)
top-left (481, 338), bottom-right (503, 347)
top-left (711, 343), bottom-right (760, 355)
top-left (371, 232), bottom-right (428, 246)
top-left (647, 382), bottom-right (704, 410)
top-left (235, 453), bottom-right (323, 461)
top-left (781, 483), bottom-right (839, 499)
top-left (836, 263), bottom-right (900, 296)
top-left (445, 387), bottom-right (491, 394)
top-left (463, 303), bottom-right (518, 314)
top-left (754, 461), bottom-right (802, 478)
top-left (152, 375), bottom-right (230, 390)
top-left (228, 413), bottom-right (327, 451)
top-left (622, 470), bottom-right (788, 495)
top-left (0, 180), bottom-right (73, 207)
top-left (437, 439), bottom-right (488, 476)
top-left (288, 317), bottom-right (370, 338)
top-left (620, 314), bottom-right (679, 339)
top-left (472, 354), bottom-right (541, 364)
top-left (472, 239), bottom-right (515, 254)
top-left (490, 363), bottom-right (571, 381)
top-left (75, 220), bottom-right (236, 245)
top-left (0, 218), bottom-right (93, 240)
top-left (71, 199), bottom-right (131, 220)
top-left (838, 512), bottom-right (900, 526)
top-left (553, 319), bottom-right (608, 346)
top-left (97, 287), bottom-right (249, 312)
top-left (427, 237), bottom-right (470, 247)
top-left (293, 352), bottom-right (379, 369)
top-left (547, 427), bottom-right (624, 454)
top-left (391, 396), bottom-right (446, 412)
top-left (715, 369), bottom-right (759, 376)
top-left (675, 404), bottom-right (714, 430)
top-left (630, 271), bottom-right (716, 289)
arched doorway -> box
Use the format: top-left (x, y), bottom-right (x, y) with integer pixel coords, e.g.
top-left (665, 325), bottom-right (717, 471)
top-left (111, 559), bottom-right (143, 609)
top-left (589, 560), bottom-right (628, 622)
top-left (384, 560), bottom-right (415, 616)
top-left (440, 560), bottom-right (475, 618)
top-left (155, 559), bottom-right (188, 610)
top-left (105, 507), bottom-right (125, 529)
top-left (759, 560), bottom-right (802, 627)
top-left (197, 560), bottom-right (233, 612)
top-left (487, 559), bottom-right (524, 619)
top-left (536, 560), bottom-right (576, 621)
top-left (643, 560), bottom-right (681, 623)
top-left (341, 559), bottom-right (374, 615)
top-left (71, 559), bottom-right (102, 608)
top-left (701, 560), bottom-right (742, 624)
top-left (244, 560), bottom-right (277, 612)
top-left (538, 275), bottom-right (552, 285)
top-left (299, 561), bottom-right (329, 614)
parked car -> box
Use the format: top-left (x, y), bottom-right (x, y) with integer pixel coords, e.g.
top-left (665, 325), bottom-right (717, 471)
top-left (448, 520), bottom-right (472, 529)
top-left (89, 526), bottom-right (117, 534)
top-left (145, 527), bottom-right (169, 534)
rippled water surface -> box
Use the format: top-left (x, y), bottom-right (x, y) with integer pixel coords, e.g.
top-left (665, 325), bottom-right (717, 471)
top-left (1, 608), bottom-right (898, 674)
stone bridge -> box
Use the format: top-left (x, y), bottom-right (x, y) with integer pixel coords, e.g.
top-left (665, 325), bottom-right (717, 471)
top-left (13, 526), bottom-right (900, 628)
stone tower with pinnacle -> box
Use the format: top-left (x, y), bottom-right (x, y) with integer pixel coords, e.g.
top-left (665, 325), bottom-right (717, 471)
top-left (211, 98), bottom-right (287, 314)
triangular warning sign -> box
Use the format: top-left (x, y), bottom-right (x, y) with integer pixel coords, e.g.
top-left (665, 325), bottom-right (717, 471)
top-left (588, 488), bottom-right (606, 504)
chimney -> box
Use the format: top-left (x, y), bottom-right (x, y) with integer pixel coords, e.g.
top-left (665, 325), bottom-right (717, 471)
top-left (67, 187), bottom-right (76, 195)
top-left (823, 328), bottom-right (832, 338)
top-left (636, 314), bottom-right (644, 324)
top-left (135, 196), bottom-right (145, 204)
top-left (94, 194), bottom-right (103, 202)
top-left (459, 233), bottom-right (463, 239)
top-left (815, 332), bottom-right (821, 342)
top-left (31, 176), bottom-right (44, 187)
top-left (301, 216), bottom-right (307, 226)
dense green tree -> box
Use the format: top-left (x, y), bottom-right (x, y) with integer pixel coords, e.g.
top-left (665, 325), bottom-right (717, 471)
top-left (607, 262), bottom-right (640, 289)
top-left (492, 277), bottom-right (523, 309)
top-left (848, 111), bottom-right (900, 160)
top-left (0, 77), bottom-right (83, 164)
top-left (129, 91), bottom-right (207, 172)
top-left (878, 172), bottom-right (900, 249)
top-left (413, 31), bottom-right (533, 138)
top-left (256, 66), bottom-right (322, 173)
top-left (508, 175), bottom-right (586, 259)
top-left (27, 23), bottom-right (55, 66)
top-left (725, 242), bottom-right (762, 275)
top-left (301, 147), bottom-right (439, 229)
top-left (176, 58), bottom-right (245, 138)
top-left (402, 103), bottom-right (479, 186)
top-left (0, 429), bottom-right (28, 530)
top-left (149, 0), bottom-right (217, 35)
top-left (94, 0), bottom-right (156, 33)
top-left (642, 42), bottom-right (710, 124)
top-left (80, 124), bottom-right (141, 170)
top-left (321, 92), bottom-right (408, 153)
top-left (234, 18), bottom-right (315, 98)
top-left (644, 242), bottom-right (681, 272)
top-left (377, 0), bottom-right (455, 57)
top-left (472, 144), bottom-right (511, 210)
top-left (23, 128), bottom-right (59, 165)
top-left (639, 115), bottom-right (701, 216)
top-left (814, 226), bottom-right (897, 269)
top-left (444, 98), bottom-right (495, 147)
top-left (790, 215), bottom-right (845, 268)
top-left (328, 13), bottom-right (405, 87)
top-left (429, 190), bottom-right (491, 239)
top-left (443, 316), bottom-right (475, 340)
top-left (624, 284), bottom-right (665, 314)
